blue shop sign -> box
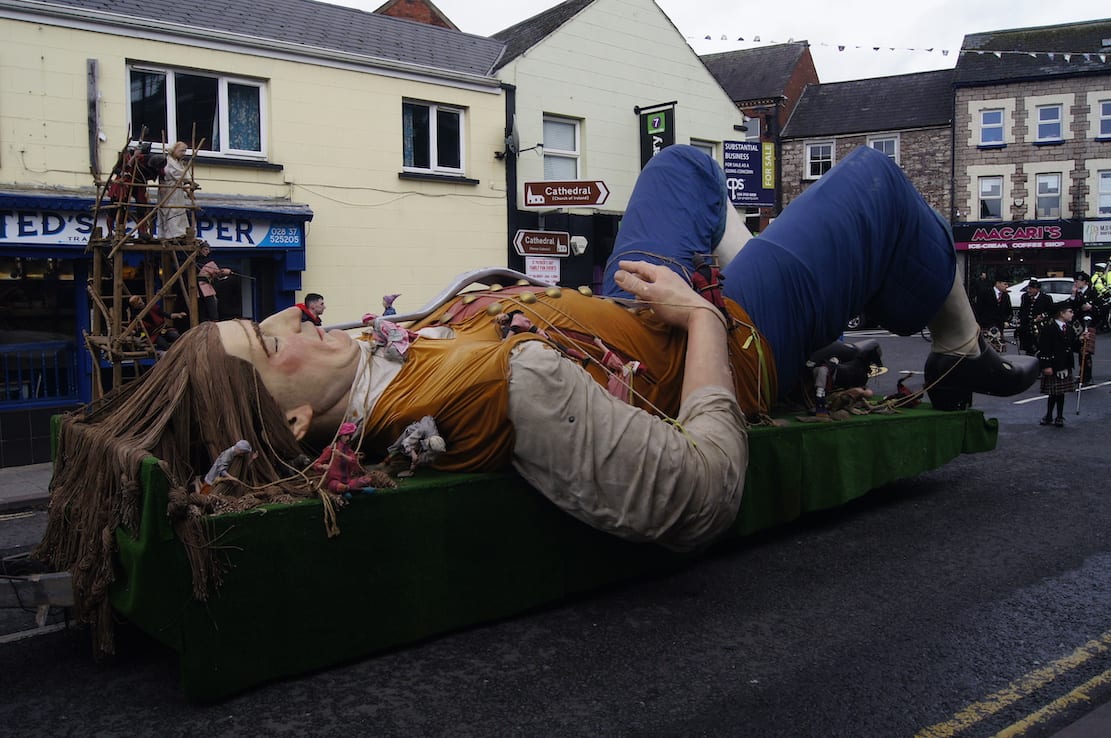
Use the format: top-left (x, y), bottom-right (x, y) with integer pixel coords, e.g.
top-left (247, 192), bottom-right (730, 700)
top-left (1, 193), bottom-right (312, 249)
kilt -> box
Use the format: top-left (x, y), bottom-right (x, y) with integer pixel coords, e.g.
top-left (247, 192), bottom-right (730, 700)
top-left (1040, 371), bottom-right (1075, 394)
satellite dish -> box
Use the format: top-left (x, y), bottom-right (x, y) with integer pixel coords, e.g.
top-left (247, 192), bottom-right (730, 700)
top-left (506, 114), bottom-right (521, 156)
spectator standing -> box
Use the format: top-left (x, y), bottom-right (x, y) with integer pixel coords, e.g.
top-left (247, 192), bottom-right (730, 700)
top-left (1036, 303), bottom-right (1082, 427)
top-left (1016, 279), bottom-right (1054, 355)
top-left (296, 293), bottom-right (325, 325)
top-left (972, 273), bottom-right (1011, 346)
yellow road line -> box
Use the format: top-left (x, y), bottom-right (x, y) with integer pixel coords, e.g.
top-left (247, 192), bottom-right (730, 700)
top-left (914, 631), bottom-right (1111, 738)
top-left (995, 668), bottom-right (1111, 737)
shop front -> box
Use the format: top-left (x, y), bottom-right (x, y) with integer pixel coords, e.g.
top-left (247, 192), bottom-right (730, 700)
top-left (953, 220), bottom-right (1084, 286)
top-left (1083, 219), bottom-right (1111, 277)
top-left (0, 191), bottom-right (312, 467)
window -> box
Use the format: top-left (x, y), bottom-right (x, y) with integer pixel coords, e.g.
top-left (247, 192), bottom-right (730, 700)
top-left (742, 116), bottom-right (761, 141)
top-left (979, 176), bottom-right (1003, 219)
top-left (805, 142), bottom-right (834, 179)
top-left (1035, 104), bottom-right (1063, 141)
top-left (129, 65), bottom-right (265, 157)
top-left (980, 109), bottom-right (1004, 146)
top-left (868, 136), bottom-right (899, 163)
top-left (1100, 100), bottom-right (1111, 138)
top-left (402, 101), bottom-right (464, 174)
top-left (690, 139), bottom-right (716, 159)
top-left (1100, 170), bottom-right (1111, 217)
top-left (543, 116), bottom-right (579, 179)
top-left (1035, 173), bottom-right (1062, 218)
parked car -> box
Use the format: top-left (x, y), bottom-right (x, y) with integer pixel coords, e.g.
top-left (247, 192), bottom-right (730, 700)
top-left (1006, 277), bottom-right (1073, 321)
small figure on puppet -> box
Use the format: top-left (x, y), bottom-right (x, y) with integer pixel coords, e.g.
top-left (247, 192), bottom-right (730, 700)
top-left (800, 339), bottom-right (886, 420)
top-left (197, 439), bottom-right (256, 494)
top-left (312, 422), bottom-right (395, 493)
top-left (384, 415), bottom-right (446, 478)
top-left (382, 293), bottom-right (400, 317)
top-left (106, 141), bottom-right (163, 241)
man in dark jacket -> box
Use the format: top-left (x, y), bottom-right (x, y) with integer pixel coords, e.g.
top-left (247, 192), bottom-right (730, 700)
top-left (1016, 279), bottom-right (1054, 355)
top-left (972, 273), bottom-right (1011, 344)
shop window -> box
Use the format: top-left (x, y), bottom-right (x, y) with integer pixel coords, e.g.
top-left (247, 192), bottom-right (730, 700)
top-left (805, 142), bottom-right (834, 179)
top-left (1035, 104), bottom-right (1063, 142)
top-left (979, 176), bottom-right (1003, 219)
top-left (543, 116), bottom-right (580, 180)
top-left (402, 101), bottom-right (464, 175)
top-left (1035, 173), bottom-right (1062, 218)
top-left (980, 109), bottom-right (1004, 146)
top-left (129, 65), bottom-right (266, 157)
top-left (0, 257), bottom-right (80, 405)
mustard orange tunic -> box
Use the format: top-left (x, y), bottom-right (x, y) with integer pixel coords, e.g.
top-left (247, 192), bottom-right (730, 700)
top-left (359, 286), bottom-right (775, 473)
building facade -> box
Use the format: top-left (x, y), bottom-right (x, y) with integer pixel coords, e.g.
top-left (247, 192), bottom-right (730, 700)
top-left (492, 0), bottom-right (750, 289)
top-left (952, 19), bottom-right (1111, 285)
top-left (0, 0), bottom-right (507, 465)
top-left (778, 69), bottom-right (955, 215)
top-left (701, 42), bottom-right (820, 233)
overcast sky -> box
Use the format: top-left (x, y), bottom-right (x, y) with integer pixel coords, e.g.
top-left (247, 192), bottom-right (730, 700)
top-left (333, 0), bottom-right (1108, 83)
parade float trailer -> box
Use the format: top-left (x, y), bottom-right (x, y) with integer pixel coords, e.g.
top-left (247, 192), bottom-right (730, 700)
top-left (93, 407), bottom-right (996, 702)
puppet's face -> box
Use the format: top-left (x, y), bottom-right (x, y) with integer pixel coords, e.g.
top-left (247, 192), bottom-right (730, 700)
top-left (216, 307), bottom-right (362, 438)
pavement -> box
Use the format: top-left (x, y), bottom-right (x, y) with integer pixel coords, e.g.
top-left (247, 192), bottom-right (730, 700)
top-left (0, 461), bottom-right (53, 513)
top-left (0, 459), bottom-right (1109, 735)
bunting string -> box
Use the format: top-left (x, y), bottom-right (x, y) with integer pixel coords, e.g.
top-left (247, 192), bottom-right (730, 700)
top-left (688, 34), bottom-right (1108, 63)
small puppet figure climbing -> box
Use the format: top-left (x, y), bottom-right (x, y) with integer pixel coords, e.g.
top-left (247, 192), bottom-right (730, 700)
top-left (312, 422), bottom-right (395, 493)
top-left (197, 440), bottom-right (256, 494)
top-left (384, 416), bottom-right (446, 478)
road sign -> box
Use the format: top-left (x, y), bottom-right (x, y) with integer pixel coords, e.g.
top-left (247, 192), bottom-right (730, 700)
top-left (514, 230), bottom-right (570, 257)
top-left (523, 181), bottom-right (609, 207)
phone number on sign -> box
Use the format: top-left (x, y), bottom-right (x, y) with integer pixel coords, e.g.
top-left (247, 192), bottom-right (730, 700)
top-left (268, 227), bottom-right (300, 244)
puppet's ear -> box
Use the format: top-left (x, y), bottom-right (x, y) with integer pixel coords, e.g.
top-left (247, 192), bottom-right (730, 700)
top-left (285, 404), bottom-right (314, 440)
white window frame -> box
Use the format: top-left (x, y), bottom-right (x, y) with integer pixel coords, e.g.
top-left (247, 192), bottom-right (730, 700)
top-left (1100, 100), bottom-right (1111, 138)
top-left (1099, 169), bottom-right (1111, 217)
top-left (979, 176), bottom-right (1003, 219)
top-left (1024, 93), bottom-right (1073, 144)
top-left (980, 109), bottom-right (1005, 146)
top-left (542, 115), bottom-right (580, 180)
top-left (690, 139), bottom-right (716, 160)
top-left (127, 64), bottom-right (267, 158)
top-left (1034, 173), bottom-right (1062, 219)
top-left (868, 135), bottom-right (899, 164)
top-left (1035, 104), bottom-right (1063, 142)
top-left (402, 100), bottom-right (465, 175)
top-left (805, 141), bottom-right (834, 180)
top-left (742, 116), bottom-right (761, 142)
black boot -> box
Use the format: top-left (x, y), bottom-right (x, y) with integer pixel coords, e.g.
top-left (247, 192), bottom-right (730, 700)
top-left (924, 336), bottom-right (1039, 411)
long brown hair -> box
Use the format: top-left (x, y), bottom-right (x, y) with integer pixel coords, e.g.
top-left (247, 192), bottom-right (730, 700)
top-left (35, 322), bottom-right (311, 656)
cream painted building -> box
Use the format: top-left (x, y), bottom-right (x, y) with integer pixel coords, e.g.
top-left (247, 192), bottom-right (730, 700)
top-left (0, 0), bottom-right (509, 465)
top-left (492, 0), bottom-right (751, 288)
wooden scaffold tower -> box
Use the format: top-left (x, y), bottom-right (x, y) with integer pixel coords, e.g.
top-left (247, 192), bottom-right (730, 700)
top-left (83, 133), bottom-right (206, 398)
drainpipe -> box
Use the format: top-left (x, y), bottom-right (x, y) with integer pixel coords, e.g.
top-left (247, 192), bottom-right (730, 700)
top-left (501, 83), bottom-right (517, 264)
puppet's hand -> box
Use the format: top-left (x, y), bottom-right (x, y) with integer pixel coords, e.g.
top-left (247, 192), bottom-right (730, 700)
top-left (613, 260), bottom-right (714, 332)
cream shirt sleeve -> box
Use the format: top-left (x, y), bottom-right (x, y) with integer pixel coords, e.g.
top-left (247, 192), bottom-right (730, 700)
top-left (507, 341), bottom-right (748, 552)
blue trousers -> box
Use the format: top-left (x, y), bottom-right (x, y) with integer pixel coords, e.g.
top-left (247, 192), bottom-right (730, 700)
top-left (602, 145), bottom-right (956, 393)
